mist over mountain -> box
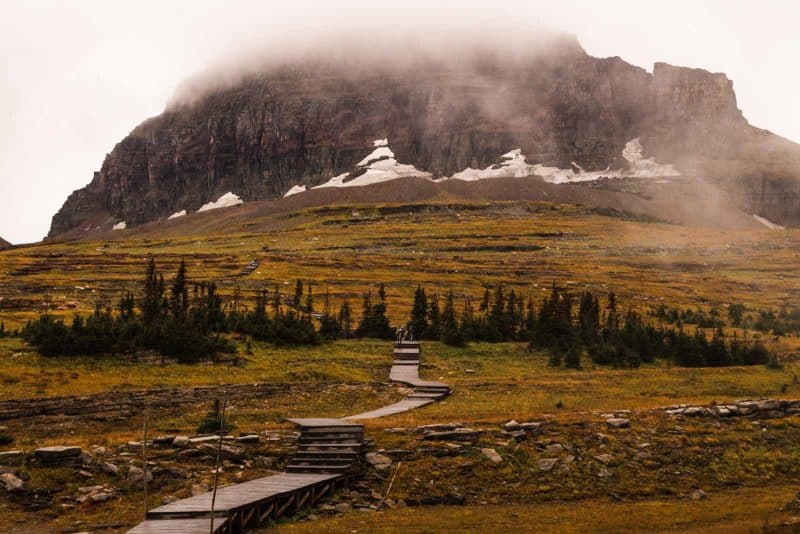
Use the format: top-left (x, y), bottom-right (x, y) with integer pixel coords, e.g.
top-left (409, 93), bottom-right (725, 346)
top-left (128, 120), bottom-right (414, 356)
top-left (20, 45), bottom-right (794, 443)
top-left (48, 34), bottom-right (800, 237)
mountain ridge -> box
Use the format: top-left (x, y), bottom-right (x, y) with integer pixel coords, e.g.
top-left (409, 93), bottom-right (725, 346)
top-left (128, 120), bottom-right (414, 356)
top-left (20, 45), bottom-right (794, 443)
top-left (48, 42), bottom-right (800, 237)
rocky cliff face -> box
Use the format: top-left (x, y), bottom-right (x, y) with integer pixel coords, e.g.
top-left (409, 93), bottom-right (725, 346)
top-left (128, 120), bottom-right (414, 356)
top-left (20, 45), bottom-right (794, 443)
top-left (49, 41), bottom-right (800, 237)
top-left (0, 237), bottom-right (10, 250)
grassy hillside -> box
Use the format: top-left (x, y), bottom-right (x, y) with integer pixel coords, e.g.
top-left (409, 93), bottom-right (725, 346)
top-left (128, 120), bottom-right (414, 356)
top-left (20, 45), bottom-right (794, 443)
top-left (0, 200), bottom-right (799, 532)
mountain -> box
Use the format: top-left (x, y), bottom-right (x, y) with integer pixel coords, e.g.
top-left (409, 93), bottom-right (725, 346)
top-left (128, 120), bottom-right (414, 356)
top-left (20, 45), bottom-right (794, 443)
top-left (0, 237), bottom-right (10, 250)
top-left (48, 37), bottom-right (800, 237)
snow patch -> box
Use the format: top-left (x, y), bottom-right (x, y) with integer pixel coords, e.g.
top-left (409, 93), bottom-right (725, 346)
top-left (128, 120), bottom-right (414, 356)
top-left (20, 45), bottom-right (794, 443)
top-left (112, 221), bottom-right (127, 230)
top-left (197, 192), bottom-right (243, 212)
top-left (168, 210), bottom-right (187, 220)
top-left (621, 138), bottom-right (681, 178)
top-left (448, 149), bottom-right (535, 181)
top-left (752, 214), bottom-right (785, 230)
top-left (314, 140), bottom-right (431, 190)
top-left (443, 138), bottom-right (680, 184)
top-left (283, 185), bottom-right (307, 198)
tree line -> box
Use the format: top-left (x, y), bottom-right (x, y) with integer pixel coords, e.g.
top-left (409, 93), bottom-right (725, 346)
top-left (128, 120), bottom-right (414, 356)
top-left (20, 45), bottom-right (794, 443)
top-left (19, 258), bottom-right (398, 361)
top-left (409, 284), bottom-right (774, 369)
top-left (14, 257), bottom-right (777, 369)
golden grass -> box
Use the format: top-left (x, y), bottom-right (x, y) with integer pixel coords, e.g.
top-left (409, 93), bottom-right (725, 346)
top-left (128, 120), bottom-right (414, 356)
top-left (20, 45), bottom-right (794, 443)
top-left (273, 485), bottom-right (799, 533)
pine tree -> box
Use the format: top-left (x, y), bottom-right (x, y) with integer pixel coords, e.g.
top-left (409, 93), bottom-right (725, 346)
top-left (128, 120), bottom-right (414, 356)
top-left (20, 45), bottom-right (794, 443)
top-left (294, 280), bottom-right (304, 309)
top-left (425, 292), bottom-right (441, 340)
top-left (480, 288), bottom-right (490, 312)
top-left (141, 257), bottom-right (160, 324)
top-left (338, 296), bottom-right (352, 338)
top-left (305, 282), bottom-right (314, 314)
top-left (410, 286), bottom-right (428, 341)
top-left (441, 290), bottom-right (464, 346)
top-left (355, 290), bottom-right (373, 338)
top-left (170, 259), bottom-right (189, 319)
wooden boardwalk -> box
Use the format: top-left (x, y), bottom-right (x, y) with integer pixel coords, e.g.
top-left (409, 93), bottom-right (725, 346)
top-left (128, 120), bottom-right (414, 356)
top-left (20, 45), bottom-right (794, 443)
top-left (349, 341), bottom-right (450, 420)
top-left (129, 340), bottom-right (448, 533)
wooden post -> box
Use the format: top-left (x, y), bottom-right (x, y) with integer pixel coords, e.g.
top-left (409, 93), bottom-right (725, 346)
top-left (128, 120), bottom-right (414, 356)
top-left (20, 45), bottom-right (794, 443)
top-left (142, 404), bottom-right (148, 521)
top-left (210, 398), bottom-right (227, 534)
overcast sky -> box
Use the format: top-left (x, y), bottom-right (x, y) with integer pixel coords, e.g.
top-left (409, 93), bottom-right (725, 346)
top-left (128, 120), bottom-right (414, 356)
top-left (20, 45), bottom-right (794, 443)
top-left (1, 0), bottom-right (798, 244)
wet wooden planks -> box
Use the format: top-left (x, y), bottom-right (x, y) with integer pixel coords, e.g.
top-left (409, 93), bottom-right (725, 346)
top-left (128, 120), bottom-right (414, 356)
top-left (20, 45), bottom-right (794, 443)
top-left (128, 517), bottom-right (228, 534)
top-left (147, 473), bottom-right (339, 517)
top-left (347, 398), bottom-right (433, 420)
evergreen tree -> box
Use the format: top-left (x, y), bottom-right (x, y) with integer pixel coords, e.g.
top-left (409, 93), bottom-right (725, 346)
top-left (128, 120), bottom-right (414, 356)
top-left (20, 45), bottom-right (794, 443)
top-left (410, 286), bottom-right (428, 341)
top-left (338, 296), bottom-right (353, 338)
top-left (294, 280), bottom-right (304, 309)
top-left (425, 292), bottom-right (441, 340)
top-left (441, 290), bottom-right (464, 346)
top-left (170, 259), bottom-right (189, 318)
top-left (305, 282), bottom-right (314, 314)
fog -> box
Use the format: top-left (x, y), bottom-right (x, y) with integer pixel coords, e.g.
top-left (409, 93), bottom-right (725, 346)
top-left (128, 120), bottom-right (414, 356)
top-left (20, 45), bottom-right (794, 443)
top-left (1, 0), bottom-right (799, 244)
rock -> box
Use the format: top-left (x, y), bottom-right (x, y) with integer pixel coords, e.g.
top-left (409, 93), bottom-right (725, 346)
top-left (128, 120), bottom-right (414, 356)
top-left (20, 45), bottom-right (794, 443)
top-left (520, 422), bottom-right (543, 431)
top-left (415, 423), bottom-right (464, 433)
top-left (690, 489), bottom-right (708, 500)
top-left (198, 443), bottom-right (245, 461)
top-left (191, 483), bottom-right (209, 496)
top-left (318, 504), bottom-right (336, 512)
top-left (423, 429), bottom-right (481, 441)
top-left (683, 407), bottom-right (706, 416)
top-left (90, 492), bottom-right (112, 503)
top-left (172, 436), bottom-right (190, 448)
top-left (79, 450), bottom-right (94, 466)
top-left (0, 473), bottom-right (23, 491)
top-left (77, 470), bottom-right (94, 479)
top-left (594, 454), bottom-right (614, 465)
top-left (365, 452), bottom-right (392, 470)
top-left (78, 485), bottom-right (104, 493)
top-left (126, 466), bottom-right (152, 486)
top-left (545, 444), bottom-right (564, 454)
top-left (606, 418), bottom-right (630, 429)
top-left (189, 436), bottom-right (221, 444)
top-left (598, 467), bottom-right (611, 478)
top-left (153, 435), bottom-right (176, 446)
top-left (91, 446), bottom-right (107, 456)
top-left (0, 451), bottom-right (23, 466)
top-left (481, 448), bottom-right (503, 464)
top-left (236, 435), bottom-right (260, 444)
top-left (34, 446), bottom-right (82, 466)
top-left (334, 503), bottom-right (352, 513)
top-left (537, 458), bottom-right (558, 472)
top-left (99, 462), bottom-right (118, 476)
top-left (503, 420), bottom-right (521, 431)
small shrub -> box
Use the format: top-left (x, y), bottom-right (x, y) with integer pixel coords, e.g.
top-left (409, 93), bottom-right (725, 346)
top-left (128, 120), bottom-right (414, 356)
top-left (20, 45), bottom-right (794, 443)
top-left (0, 432), bottom-right (15, 446)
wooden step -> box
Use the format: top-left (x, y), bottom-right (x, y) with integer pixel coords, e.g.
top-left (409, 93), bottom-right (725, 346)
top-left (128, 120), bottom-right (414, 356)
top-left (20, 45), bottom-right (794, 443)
top-left (286, 464), bottom-right (353, 473)
top-left (300, 425), bottom-right (364, 434)
top-left (293, 452), bottom-right (359, 460)
top-left (291, 458), bottom-right (357, 465)
top-left (297, 442), bottom-right (365, 449)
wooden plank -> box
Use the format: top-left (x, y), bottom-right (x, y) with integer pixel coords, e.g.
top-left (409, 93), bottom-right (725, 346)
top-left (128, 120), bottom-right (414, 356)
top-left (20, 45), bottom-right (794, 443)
top-left (148, 473), bottom-right (340, 515)
top-left (128, 517), bottom-right (228, 533)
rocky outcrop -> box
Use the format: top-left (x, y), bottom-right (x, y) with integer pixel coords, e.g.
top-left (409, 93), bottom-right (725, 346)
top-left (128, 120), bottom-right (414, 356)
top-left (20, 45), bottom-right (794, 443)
top-left (0, 237), bottom-right (10, 250)
top-left (49, 41), bottom-right (800, 237)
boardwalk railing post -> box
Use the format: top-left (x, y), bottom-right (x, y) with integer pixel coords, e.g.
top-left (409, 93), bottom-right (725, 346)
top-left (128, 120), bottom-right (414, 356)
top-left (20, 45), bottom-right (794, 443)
top-left (142, 403), bottom-right (148, 521)
top-left (210, 397), bottom-right (227, 534)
